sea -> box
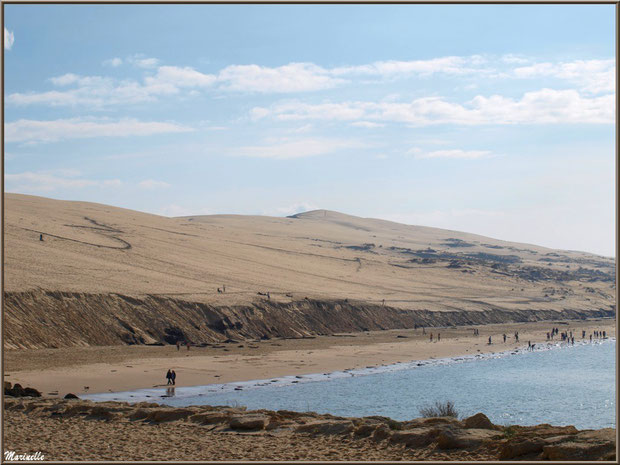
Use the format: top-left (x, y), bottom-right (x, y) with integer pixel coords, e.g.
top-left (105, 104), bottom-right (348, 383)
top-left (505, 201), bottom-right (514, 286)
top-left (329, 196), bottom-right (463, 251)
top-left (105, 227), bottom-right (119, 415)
top-left (83, 339), bottom-right (616, 430)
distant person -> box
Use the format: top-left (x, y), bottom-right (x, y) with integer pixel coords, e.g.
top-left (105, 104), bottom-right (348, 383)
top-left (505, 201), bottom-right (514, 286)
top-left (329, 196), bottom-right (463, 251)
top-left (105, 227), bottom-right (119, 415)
top-left (176, 341), bottom-right (180, 351)
top-left (488, 336), bottom-right (492, 345)
top-left (546, 332), bottom-right (550, 341)
top-left (430, 333), bottom-right (433, 342)
top-left (39, 234), bottom-right (43, 241)
top-left (531, 343), bottom-right (535, 351)
top-left (571, 336), bottom-right (574, 345)
top-left (515, 332), bottom-right (519, 343)
top-left (171, 370), bottom-right (176, 385)
top-left (582, 330), bottom-right (586, 339)
top-left (590, 334), bottom-right (592, 342)
top-left (503, 333), bottom-right (507, 343)
top-left (437, 333), bottom-right (440, 342)
top-left (166, 369), bottom-right (173, 385)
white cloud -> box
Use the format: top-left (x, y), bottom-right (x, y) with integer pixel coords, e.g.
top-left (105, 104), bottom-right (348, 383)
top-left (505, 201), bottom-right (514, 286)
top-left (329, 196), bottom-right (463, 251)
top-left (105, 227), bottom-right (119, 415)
top-left (351, 121), bottom-right (384, 128)
top-left (127, 54), bottom-right (160, 68)
top-left (4, 27), bottom-right (14, 50)
top-left (50, 73), bottom-right (82, 86)
top-left (501, 54), bottom-right (529, 65)
top-left (6, 55), bottom-right (615, 109)
top-left (408, 147), bottom-right (493, 160)
top-left (332, 55), bottom-right (490, 78)
top-left (513, 59), bottom-right (615, 94)
top-left (253, 89), bottom-right (614, 126)
top-left (218, 62), bottom-right (344, 93)
top-left (264, 202), bottom-right (320, 217)
top-left (103, 57), bottom-right (123, 67)
top-left (5, 117), bottom-right (193, 143)
top-left (233, 137), bottom-right (363, 159)
top-left (5, 171), bottom-right (122, 193)
top-left (145, 65), bottom-right (216, 88)
top-left (138, 179), bottom-right (171, 189)
top-left (8, 73), bottom-right (178, 107)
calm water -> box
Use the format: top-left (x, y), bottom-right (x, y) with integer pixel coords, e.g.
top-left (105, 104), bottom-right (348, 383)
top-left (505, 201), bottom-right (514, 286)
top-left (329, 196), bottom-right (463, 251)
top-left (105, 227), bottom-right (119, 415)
top-left (84, 339), bottom-right (616, 430)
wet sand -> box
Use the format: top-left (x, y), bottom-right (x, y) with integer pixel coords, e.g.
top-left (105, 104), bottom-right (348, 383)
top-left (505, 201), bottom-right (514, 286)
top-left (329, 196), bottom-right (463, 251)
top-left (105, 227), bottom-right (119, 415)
top-left (5, 319), bottom-right (614, 397)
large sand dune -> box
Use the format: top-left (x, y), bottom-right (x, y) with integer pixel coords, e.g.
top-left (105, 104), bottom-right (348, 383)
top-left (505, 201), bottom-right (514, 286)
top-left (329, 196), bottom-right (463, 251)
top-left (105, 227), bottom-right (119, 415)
top-left (3, 193), bottom-right (615, 348)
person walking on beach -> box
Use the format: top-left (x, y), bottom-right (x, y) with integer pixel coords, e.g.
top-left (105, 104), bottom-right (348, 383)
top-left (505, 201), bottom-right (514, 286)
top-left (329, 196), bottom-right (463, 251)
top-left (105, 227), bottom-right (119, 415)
top-left (571, 336), bottom-right (574, 345)
top-left (437, 333), bottom-right (441, 342)
top-left (488, 336), bottom-right (492, 345)
top-left (590, 334), bottom-right (592, 342)
top-left (603, 331), bottom-right (606, 339)
top-left (171, 370), bottom-right (176, 385)
top-left (430, 333), bottom-right (433, 342)
top-left (166, 369), bottom-right (173, 385)
top-left (503, 333), bottom-right (507, 343)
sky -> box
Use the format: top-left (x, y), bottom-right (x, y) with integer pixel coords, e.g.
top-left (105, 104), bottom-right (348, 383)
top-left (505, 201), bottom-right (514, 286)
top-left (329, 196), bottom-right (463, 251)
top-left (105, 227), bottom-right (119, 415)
top-left (3, 4), bottom-right (616, 257)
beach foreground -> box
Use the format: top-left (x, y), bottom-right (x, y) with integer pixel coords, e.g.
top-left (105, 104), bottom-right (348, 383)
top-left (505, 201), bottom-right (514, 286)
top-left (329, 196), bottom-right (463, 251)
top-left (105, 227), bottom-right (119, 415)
top-left (3, 396), bottom-right (615, 461)
top-left (5, 320), bottom-right (614, 397)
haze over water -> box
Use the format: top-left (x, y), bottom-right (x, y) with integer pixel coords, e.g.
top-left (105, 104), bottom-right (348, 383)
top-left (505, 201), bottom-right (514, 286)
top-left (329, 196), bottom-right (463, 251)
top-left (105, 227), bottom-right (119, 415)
top-left (87, 340), bottom-right (615, 430)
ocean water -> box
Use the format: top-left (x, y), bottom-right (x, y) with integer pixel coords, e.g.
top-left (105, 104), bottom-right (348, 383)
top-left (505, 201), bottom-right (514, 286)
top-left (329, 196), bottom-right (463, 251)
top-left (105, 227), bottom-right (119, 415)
top-left (84, 339), bottom-right (616, 430)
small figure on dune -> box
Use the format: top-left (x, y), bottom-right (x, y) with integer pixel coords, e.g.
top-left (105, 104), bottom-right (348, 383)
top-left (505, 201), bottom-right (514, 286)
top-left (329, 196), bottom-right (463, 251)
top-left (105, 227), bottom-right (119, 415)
top-left (39, 234), bottom-right (43, 241)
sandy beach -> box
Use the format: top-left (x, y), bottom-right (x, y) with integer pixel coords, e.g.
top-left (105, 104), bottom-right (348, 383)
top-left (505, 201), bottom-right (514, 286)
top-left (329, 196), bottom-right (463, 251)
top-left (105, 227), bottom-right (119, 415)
top-left (5, 319), bottom-right (614, 397)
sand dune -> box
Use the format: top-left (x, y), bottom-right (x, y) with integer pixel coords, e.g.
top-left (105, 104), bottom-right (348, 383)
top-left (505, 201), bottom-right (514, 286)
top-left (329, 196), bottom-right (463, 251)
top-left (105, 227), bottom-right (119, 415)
top-left (3, 193), bottom-right (615, 349)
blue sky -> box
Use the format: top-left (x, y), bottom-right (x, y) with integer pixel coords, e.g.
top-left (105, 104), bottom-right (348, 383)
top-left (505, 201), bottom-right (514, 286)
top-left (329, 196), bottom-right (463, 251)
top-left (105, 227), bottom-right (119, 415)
top-left (3, 4), bottom-right (616, 256)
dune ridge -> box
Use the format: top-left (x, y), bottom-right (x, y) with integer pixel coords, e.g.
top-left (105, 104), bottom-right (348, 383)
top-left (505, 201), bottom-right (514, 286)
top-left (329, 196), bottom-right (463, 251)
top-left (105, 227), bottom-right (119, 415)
top-left (3, 193), bottom-right (616, 349)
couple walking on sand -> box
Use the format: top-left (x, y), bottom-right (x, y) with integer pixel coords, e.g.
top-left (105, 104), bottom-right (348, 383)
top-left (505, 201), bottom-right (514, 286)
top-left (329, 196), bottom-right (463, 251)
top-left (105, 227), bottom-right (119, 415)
top-left (166, 369), bottom-right (177, 385)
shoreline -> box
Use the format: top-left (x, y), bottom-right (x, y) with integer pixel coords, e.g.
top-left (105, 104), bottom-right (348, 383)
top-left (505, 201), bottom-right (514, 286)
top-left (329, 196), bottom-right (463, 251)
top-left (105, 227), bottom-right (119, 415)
top-left (5, 319), bottom-right (615, 398)
top-left (82, 337), bottom-right (616, 403)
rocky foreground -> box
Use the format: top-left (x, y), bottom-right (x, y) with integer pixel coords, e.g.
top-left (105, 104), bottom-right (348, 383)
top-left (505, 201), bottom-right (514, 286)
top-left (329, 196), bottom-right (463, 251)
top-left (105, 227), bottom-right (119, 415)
top-left (4, 396), bottom-right (615, 461)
